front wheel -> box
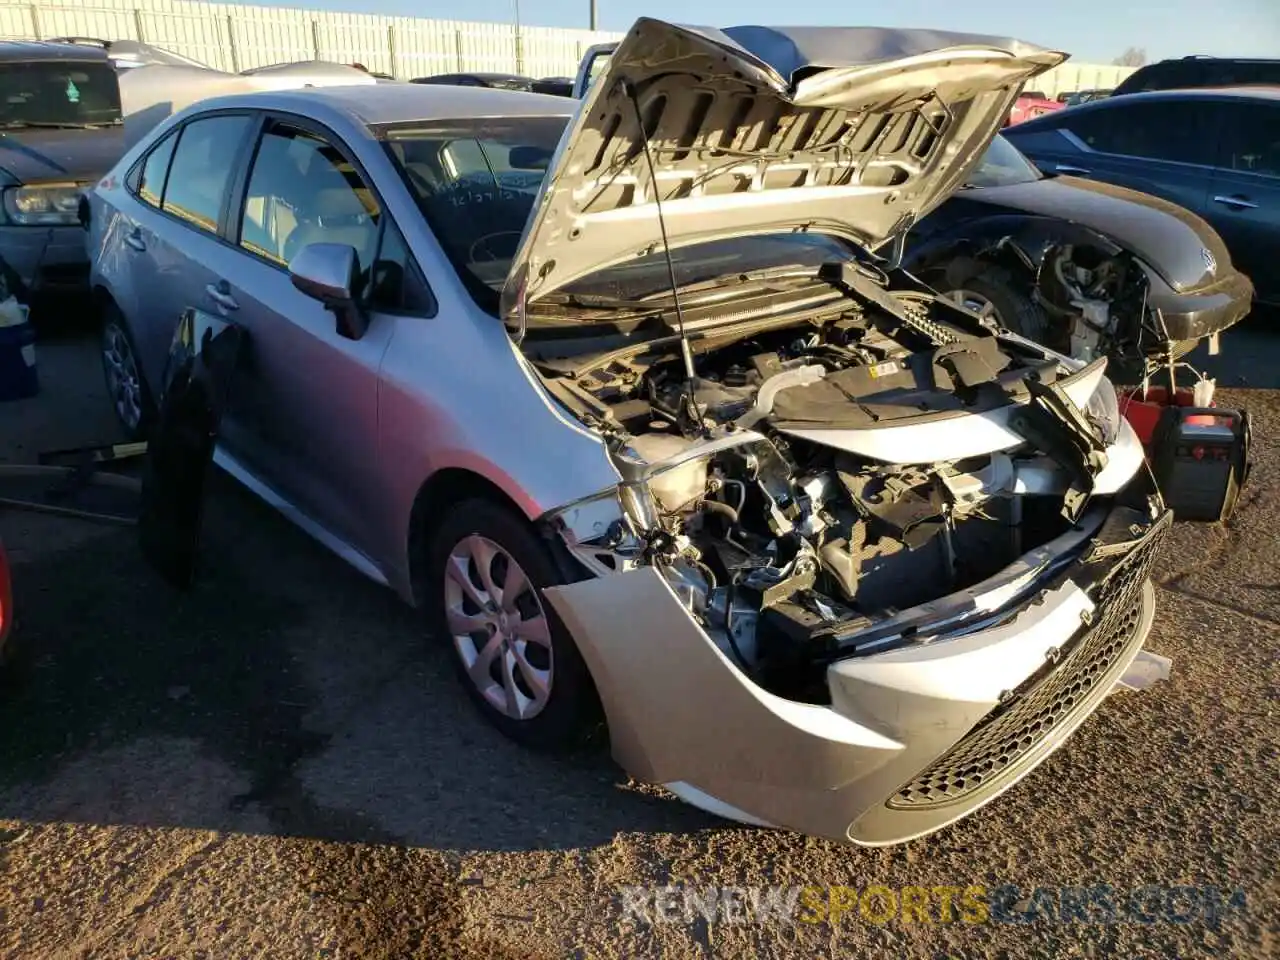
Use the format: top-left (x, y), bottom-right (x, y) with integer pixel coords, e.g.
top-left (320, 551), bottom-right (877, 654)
top-left (940, 267), bottom-right (1059, 349)
top-left (425, 499), bottom-right (601, 752)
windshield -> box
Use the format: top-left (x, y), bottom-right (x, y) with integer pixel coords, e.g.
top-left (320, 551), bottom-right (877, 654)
top-left (387, 115), bottom-right (862, 316)
top-left (586, 52), bottom-right (612, 87)
top-left (386, 116), bottom-right (566, 309)
top-left (964, 135), bottom-right (1041, 189)
top-left (0, 59), bottom-right (121, 126)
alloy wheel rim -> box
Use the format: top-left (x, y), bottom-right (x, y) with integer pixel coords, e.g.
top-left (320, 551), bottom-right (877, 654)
top-left (102, 322), bottom-right (143, 432)
top-left (443, 534), bottom-right (554, 720)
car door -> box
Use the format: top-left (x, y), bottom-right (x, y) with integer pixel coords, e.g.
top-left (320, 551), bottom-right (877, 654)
top-left (1204, 99), bottom-right (1280, 303)
top-left (1036, 99), bottom-right (1218, 220)
top-left (218, 115), bottom-right (435, 563)
top-left (118, 113), bottom-right (257, 396)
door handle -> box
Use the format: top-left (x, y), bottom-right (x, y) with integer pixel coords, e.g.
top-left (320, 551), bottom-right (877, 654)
top-left (123, 228), bottom-right (146, 252)
top-left (205, 280), bottom-right (239, 311)
top-left (1213, 194), bottom-right (1258, 210)
top-left (1055, 164), bottom-right (1091, 175)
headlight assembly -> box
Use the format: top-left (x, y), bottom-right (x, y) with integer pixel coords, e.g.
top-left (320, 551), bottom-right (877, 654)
top-left (2, 185), bottom-right (85, 226)
top-left (1084, 375), bottom-right (1121, 445)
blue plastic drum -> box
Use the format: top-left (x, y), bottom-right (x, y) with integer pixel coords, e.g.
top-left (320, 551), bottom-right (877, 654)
top-left (0, 310), bottom-right (38, 401)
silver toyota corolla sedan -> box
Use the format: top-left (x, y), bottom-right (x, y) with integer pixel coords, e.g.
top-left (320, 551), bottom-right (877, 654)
top-left (86, 19), bottom-right (1173, 846)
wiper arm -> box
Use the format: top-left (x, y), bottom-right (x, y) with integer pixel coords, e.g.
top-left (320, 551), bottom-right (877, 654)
top-left (541, 291), bottom-right (656, 310)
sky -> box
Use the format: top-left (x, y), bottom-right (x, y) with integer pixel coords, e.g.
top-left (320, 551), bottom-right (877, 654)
top-left (225, 0), bottom-right (1280, 63)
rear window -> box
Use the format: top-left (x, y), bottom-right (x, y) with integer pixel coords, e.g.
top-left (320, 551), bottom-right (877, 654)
top-left (0, 59), bottom-right (120, 127)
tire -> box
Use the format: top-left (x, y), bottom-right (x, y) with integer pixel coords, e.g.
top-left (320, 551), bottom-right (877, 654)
top-left (425, 498), bottom-right (602, 752)
top-left (940, 265), bottom-right (1060, 350)
top-left (100, 303), bottom-right (156, 440)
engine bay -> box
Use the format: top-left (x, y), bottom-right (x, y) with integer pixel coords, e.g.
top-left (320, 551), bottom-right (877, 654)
top-left (534, 266), bottom-right (1137, 701)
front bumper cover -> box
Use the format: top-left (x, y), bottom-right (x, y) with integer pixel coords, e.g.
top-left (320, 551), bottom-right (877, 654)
top-left (0, 224), bottom-right (90, 298)
top-left (543, 503), bottom-right (1171, 846)
top-left (1146, 268), bottom-right (1253, 344)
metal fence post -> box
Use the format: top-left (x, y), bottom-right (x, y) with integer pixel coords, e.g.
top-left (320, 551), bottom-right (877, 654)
top-left (387, 25), bottom-right (397, 78)
top-left (311, 19), bottom-right (321, 60)
top-left (226, 15), bottom-right (240, 72)
top-left (133, 7), bottom-right (146, 42)
top-left (515, 29), bottom-right (523, 76)
top-left (455, 29), bottom-right (464, 72)
top-left (28, 4), bottom-right (39, 39)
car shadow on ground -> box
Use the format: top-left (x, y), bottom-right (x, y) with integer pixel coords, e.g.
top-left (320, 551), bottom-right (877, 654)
top-left (0, 310), bottom-right (1277, 860)
top-left (0, 470), bottom-right (717, 854)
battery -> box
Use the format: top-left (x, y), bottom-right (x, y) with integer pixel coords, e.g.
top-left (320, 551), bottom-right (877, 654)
top-left (1148, 405), bottom-right (1251, 522)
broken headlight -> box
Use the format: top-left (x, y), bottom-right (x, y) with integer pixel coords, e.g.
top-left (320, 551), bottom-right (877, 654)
top-left (1084, 376), bottom-right (1121, 445)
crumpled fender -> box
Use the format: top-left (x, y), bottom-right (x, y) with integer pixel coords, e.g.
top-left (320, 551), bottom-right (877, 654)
top-left (905, 213), bottom-right (1125, 290)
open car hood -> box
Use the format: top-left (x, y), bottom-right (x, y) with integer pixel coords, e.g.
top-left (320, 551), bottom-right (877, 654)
top-left (501, 19), bottom-right (1065, 322)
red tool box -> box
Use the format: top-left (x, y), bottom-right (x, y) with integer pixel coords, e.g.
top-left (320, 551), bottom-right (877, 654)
top-left (1118, 369), bottom-right (1251, 523)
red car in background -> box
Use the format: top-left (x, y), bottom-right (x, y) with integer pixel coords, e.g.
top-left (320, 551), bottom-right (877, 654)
top-left (1006, 90), bottom-right (1064, 126)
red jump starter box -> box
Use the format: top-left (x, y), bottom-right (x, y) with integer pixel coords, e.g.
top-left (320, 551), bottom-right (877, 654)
top-left (1118, 386), bottom-right (1251, 522)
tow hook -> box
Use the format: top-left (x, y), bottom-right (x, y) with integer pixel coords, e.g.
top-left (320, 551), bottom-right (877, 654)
top-left (1113, 650), bottom-right (1172, 693)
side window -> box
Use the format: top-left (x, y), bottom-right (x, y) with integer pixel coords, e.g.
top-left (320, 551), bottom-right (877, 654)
top-left (1217, 102), bottom-right (1280, 178)
top-left (1224, 62), bottom-right (1280, 86)
top-left (1064, 101), bottom-right (1214, 165)
top-left (162, 114), bottom-right (251, 233)
top-left (364, 218), bottom-right (434, 315)
top-left (129, 127), bottom-right (178, 208)
top-left (238, 122), bottom-right (379, 273)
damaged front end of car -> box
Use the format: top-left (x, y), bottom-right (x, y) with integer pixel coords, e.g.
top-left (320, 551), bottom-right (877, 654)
top-left (529, 274), bottom-right (1171, 844)
top-left (502, 20), bottom-right (1172, 843)
top-left (963, 222), bottom-right (1253, 366)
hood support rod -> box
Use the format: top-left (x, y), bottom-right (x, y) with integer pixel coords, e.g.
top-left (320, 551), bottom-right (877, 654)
top-left (621, 78), bottom-right (703, 432)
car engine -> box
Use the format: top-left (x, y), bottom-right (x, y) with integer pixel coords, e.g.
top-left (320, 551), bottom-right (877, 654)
top-left (536, 273), bottom-right (1131, 701)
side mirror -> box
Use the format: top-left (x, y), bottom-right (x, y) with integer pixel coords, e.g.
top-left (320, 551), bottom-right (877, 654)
top-left (289, 242), bottom-right (368, 340)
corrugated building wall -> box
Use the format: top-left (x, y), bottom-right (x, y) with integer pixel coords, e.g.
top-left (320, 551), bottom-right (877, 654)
top-left (0, 0), bottom-right (1134, 93)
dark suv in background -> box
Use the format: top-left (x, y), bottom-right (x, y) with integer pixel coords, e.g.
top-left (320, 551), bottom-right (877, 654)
top-left (1004, 87), bottom-right (1280, 305)
top-left (1112, 56), bottom-right (1280, 96)
top-left (0, 41), bottom-right (123, 312)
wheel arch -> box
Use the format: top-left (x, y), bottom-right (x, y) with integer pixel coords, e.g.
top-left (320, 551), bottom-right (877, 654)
top-left (405, 467), bottom-right (585, 609)
top-left (90, 282), bottom-right (118, 317)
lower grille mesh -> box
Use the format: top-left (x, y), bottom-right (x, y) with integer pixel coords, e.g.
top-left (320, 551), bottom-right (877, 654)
top-left (888, 514), bottom-right (1169, 811)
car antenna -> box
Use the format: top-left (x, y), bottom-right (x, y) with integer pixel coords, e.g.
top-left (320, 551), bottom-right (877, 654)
top-left (621, 78), bottom-right (704, 434)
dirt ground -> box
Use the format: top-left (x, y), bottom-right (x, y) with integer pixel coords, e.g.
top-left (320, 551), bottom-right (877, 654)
top-left (0, 319), bottom-right (1276, 959)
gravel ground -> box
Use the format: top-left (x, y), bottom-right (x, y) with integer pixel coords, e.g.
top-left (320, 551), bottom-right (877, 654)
top-left (0, 320), bottom-right (1276, 958)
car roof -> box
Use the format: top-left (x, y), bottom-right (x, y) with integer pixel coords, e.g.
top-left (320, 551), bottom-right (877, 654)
top-left (0, 39), bottom-right (111, 63)
top-left (186, 82), bottom-right (574, 127)
top-left (1167, 55), bottom-right (1280, 64)
top-left (1046, 85), bottom-right (1280, 115)
top-left (1119, 85), bottom-right (1280, 102)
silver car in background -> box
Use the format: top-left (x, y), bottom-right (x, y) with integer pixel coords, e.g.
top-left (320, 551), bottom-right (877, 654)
top-left (85, 19), bottom-right (1172, 846)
